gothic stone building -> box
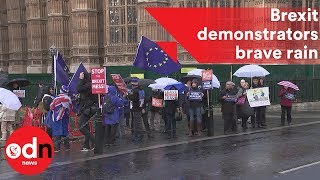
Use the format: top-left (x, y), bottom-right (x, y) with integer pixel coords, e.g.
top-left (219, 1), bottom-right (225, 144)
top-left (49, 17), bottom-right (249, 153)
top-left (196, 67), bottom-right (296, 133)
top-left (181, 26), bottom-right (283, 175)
top-left (0, 0), bottom-right (318, 74)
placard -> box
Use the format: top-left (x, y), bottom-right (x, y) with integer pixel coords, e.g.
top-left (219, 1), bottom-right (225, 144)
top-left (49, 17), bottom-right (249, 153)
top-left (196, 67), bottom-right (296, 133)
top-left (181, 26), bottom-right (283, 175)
top-left (110, 74), bottom-right (127, 94)
top-left (188, 91), bottom-right (203, 101)
top-left (202, 70), bottom-right (213, 90)
top-left (152, 97), bottom-right (163, 107)
top-left (247, 87), bottom-right (271, 107)
top-left (91, 67), bottom-right (106, 94)
top-left (164, 90), bottom-right (178, 101)
top-left (13, 90), bottom-right (25, 98)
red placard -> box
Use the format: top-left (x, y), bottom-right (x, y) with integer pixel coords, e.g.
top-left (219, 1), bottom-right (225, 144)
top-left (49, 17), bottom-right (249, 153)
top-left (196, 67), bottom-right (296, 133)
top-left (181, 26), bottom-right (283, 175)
top-left (152, 97), bottom-right (163, 108)
top-left (111, 74), bottom-right (127, 94)
top-left (202, 70), bottom-right (213, 81)
top-left (91, 67), bottom-right (106, 94)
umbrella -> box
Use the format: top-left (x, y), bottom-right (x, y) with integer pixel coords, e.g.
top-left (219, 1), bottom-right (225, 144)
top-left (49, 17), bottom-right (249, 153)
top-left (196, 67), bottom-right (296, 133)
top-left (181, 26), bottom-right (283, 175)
top-left (180, 75), bottom-right (201, 84)
top-left (233, 65), bottom-right (270, 78)
top-left (6, 78), bottom-right (31, 88)
top-left (123, 77), bottom-right (155, 86)
top-left (277, 81), bottom-right (300, 91)
top-left (164, 82), bottom-right (187, 93)
top-left (154, 77), bottom-right (178, 85)
top-left (187, 69), bottom-right (220, 88)
top-left (148, 83), bottom-right (166, 90)
top-left (0, 88), bottom-right (22, 110)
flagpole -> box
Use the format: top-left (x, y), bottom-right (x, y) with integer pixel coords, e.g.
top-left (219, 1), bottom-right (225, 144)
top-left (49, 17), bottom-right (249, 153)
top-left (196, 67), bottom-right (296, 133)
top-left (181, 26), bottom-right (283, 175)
top-left (49, 45), bottom-right (57, 95)
top-left (54, 52), bottom-right (58, 96)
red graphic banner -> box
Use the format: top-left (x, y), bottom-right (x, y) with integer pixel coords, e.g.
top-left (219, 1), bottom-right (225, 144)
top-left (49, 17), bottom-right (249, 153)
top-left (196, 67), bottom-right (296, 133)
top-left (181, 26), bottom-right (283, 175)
top-left (146, 8), bottom-right (320, 64)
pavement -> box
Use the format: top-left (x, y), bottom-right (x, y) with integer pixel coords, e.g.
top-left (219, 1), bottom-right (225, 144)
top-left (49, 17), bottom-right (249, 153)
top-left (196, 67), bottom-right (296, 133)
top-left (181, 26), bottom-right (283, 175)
top-left (1, 109), bottom-right (320, 179)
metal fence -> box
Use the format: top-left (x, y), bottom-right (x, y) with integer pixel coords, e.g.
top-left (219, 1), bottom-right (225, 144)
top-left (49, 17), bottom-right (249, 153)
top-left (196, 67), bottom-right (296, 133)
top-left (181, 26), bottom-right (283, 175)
top-left (8, 65), bottom-right (320, 107)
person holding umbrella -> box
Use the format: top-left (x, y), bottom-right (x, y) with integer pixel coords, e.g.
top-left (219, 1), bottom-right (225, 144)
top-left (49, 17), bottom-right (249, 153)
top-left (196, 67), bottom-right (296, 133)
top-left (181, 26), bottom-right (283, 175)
top-left (278, 81), bottom-right (299, 126)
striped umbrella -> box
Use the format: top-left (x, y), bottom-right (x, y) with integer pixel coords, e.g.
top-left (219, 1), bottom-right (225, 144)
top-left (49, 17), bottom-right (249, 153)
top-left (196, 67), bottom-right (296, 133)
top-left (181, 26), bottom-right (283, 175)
top-left (277, 81), bottom-right (300, 91)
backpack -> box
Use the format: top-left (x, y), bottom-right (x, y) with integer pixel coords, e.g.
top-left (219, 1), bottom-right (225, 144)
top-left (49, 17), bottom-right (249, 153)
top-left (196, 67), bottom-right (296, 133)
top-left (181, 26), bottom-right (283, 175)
top-left (102, 95), bottom-right (115, 114)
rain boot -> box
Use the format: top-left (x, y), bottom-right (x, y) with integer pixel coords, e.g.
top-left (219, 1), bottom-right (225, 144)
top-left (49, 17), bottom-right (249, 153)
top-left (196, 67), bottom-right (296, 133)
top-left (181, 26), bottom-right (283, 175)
top-left (0, 132), bottom-right (7, 141)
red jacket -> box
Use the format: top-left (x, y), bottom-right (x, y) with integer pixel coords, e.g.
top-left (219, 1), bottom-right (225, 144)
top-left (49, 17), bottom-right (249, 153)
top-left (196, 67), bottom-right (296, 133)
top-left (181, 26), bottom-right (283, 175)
top-left (278, 87), bottom-right (295, 107)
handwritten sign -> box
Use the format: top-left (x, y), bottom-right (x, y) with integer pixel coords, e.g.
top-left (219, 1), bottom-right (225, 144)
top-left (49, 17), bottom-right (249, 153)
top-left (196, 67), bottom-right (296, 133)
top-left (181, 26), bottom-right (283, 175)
top-left (247, 87), bottom-right (271, 107)
top-left (152, 98), bottom-right (163, 107)
top-left (164, 90), bottom-right (178, 101)
top-left (111, 74), bottom-right (127, 94)
top-left (91, 67), bottom-right (106, 94)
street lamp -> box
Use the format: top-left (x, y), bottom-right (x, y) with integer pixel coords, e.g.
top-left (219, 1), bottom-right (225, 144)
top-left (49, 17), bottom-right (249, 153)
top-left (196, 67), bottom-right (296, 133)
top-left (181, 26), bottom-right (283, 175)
top-left (49, 45), bottom-right (57, 95)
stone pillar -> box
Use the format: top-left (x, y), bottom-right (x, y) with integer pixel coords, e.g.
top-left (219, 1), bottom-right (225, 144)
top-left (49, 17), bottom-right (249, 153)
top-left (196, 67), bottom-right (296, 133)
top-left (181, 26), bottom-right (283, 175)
top-left (0, 0), bottom-right (9, 72)
top-left (70, 0), bottom-right (99, 72)
top-left (6, 0), bottom-right (28, 74)
top-left (25, 0), bottom-right (48, 73)
top-left (47, 0), bottom-right (71, 73)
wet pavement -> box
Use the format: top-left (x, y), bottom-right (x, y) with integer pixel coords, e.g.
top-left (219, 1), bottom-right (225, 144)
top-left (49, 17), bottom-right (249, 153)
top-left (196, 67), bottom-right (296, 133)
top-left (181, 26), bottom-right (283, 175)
top-left (1, 110), bottom-right (320, 179)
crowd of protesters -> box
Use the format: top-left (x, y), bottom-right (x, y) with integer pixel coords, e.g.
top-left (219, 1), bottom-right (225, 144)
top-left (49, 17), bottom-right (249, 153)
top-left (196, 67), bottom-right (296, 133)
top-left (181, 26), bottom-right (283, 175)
top-left (1, 73), bottom-right (297, 154)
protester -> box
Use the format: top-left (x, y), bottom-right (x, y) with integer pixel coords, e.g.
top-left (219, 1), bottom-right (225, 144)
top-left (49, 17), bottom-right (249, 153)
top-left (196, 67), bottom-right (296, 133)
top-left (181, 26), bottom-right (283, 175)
top-left (41, 86), bottom-right (55, 138)
top-left (187, 79), bottom-right (204, 136)
top-left (182, 80), bottom-right (192, 134)
top-left (77, 72), bottom-right (98, 151)
top-left (124, 96), bottom-right (131, 128)
top-left (237, 82), bottom-right (254, 130)
top-left (236, 79), bottom-right (246, 123)
top-left (220, 81), bottom-right (238, 134)
top-left (279, 86), bottom-right (295, 126)
top-left (34, 84), bottom-right (46, 107)
top-left (128, 79), bottom-right (144, 142)
top-left (117, 92), bottom-right (127, 138)
top-left (149, 88), bottom-right (163, 132)
top-left (103, 86), bottom-right (127, 145)
top-left (164, 87), bottom-right (180, 139)
top-left (141, 93), bottom-right (154, 138)
top-left (50, 85), bottom-right (72, 152)
top-left (0, 103), bottom-right (16, 141)
top-left (251, 77), bottom-right (265, 128)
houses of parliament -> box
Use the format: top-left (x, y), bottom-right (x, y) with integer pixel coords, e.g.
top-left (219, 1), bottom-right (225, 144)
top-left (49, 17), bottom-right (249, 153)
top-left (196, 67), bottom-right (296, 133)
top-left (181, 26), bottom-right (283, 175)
top-left (0, 0), bottom-right (318, 74)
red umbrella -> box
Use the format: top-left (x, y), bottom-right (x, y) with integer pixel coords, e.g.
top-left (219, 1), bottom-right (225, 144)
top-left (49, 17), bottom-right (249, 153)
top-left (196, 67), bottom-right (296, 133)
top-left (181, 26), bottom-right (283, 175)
top-left (277, 81), bottom-right (299, 91)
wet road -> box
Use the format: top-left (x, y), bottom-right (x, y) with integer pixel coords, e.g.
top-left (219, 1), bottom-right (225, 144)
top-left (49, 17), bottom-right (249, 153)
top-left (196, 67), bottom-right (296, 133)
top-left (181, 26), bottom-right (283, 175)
top-left (5, 122), bottom-right (320, 180)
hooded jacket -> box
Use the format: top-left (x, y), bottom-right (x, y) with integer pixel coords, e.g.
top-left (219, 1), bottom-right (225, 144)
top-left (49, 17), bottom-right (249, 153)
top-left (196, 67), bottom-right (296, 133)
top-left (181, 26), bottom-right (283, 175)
top-left (77, 73), bottom-right (98, 113)
top-left (104, 86), bottom-right (127, 125)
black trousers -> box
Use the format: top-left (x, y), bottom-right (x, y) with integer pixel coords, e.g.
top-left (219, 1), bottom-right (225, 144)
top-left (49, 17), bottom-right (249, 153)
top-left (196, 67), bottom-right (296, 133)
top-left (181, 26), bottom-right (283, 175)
top-left (223, 113), bottom-right (237, 133)
top-left (54, 136), bottom-right (70, 150)
top-left (125, 113), bottom-right (130, 127)
top-left (142, 112), bottom-right (151, 134)
top-left (241, 116), bottom-right (250, 128)
top-left (79, 114), bottom-right (95, 149)
top-left (105, 124), bottom-right (118, 145)
top-left (252, 107), bottom-right (266, 126)
top-left (281, 106), bottom-right (292, 125)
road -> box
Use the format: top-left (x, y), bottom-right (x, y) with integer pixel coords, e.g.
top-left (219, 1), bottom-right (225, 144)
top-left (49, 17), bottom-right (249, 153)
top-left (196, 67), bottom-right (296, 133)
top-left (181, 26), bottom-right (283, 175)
top-left (3, 119), bottom-right (320, 180)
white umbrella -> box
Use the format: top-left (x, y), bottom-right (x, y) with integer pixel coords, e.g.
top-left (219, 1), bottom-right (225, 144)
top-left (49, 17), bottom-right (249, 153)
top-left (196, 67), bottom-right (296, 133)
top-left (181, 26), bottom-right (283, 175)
top-left (233, 65), bottom-right (270, 78)
top-left (0, 88), bottom-right (22, 110)
top-left (148, 83), bottom-right (166, 90)
top-left (187, 69), bottom-right (220, 88)
top-left (154, 77), bottom-right (178, 85)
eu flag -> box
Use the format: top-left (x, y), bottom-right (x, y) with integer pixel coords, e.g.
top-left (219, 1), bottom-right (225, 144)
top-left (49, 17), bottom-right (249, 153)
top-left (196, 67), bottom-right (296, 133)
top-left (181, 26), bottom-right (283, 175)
top-left (68, 62), bottom-right (87, 113)
top-left (55, 53), bottom-right (71, 86)
top-left (133, 36), bottom-right (181, 76)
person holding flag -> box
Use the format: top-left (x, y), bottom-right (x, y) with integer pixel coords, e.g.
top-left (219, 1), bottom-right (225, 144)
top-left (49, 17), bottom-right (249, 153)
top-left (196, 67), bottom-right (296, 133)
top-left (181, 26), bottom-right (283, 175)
top-left (50, 85), bottom-right (72, 152)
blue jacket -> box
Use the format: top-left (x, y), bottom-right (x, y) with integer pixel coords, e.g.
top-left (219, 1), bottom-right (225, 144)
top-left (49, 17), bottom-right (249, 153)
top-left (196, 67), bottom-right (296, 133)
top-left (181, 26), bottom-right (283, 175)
top-left (104, 86), bottom-right (127, 125)
top-left (50, 94), bottom-right (72, 136)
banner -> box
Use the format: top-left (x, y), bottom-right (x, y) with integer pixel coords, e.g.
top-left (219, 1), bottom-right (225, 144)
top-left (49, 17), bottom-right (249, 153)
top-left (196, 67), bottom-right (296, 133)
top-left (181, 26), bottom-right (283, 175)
top-left (111, 74), bottom-right (127, 94)
top-left (247, 87), bottom-right (271, 107)
top-left (130, 74), bottom-right (144, 79)
top-left (152, 97), bottom-right (163, 107)
top-left (91, 67), bottom-right (106, 94)
top-left (202, 70), bottom-right (213, 90)
top-left (13, 90), bottom-right (25, 98)
top-left (164, 90), bottom-right (178, 101)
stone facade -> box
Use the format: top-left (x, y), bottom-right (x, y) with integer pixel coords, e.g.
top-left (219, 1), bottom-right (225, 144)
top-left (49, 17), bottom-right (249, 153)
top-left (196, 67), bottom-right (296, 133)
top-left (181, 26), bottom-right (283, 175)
top-left (0, 0), bottom-right (318, 73)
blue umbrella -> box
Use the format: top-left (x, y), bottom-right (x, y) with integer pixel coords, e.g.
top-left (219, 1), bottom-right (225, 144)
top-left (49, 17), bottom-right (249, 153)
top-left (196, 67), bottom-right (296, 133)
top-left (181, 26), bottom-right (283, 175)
top-left (164, 82), bottom-right (187, 94)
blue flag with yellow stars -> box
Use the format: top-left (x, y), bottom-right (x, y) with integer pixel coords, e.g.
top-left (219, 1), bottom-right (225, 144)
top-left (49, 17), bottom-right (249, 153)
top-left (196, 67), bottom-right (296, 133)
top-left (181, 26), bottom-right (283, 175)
top-left (133, 36), bottom-right (181, 76)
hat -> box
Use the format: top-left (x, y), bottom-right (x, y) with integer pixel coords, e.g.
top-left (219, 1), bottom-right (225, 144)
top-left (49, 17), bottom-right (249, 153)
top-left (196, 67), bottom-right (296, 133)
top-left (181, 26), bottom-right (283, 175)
top-left (60, 85), bottom-right (69, 94)
top-left (131, 78), bottom-right (139, 85)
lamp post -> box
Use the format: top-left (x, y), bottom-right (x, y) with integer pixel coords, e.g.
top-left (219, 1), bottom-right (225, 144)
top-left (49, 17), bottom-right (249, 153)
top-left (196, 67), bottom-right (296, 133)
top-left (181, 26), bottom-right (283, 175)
top-left (49, 45), bottom-right (57, 95)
